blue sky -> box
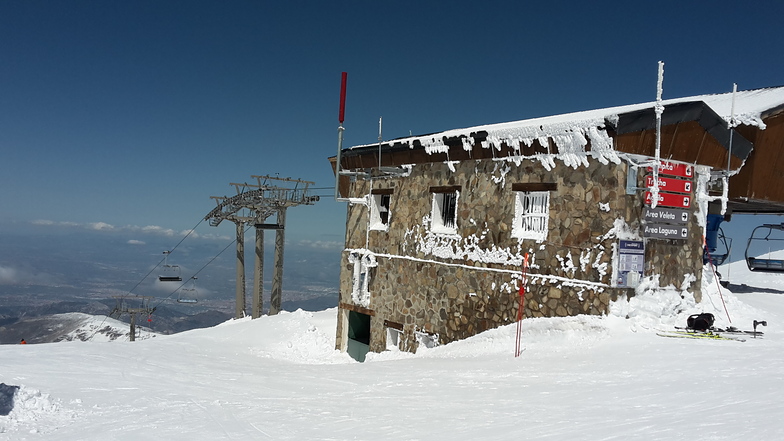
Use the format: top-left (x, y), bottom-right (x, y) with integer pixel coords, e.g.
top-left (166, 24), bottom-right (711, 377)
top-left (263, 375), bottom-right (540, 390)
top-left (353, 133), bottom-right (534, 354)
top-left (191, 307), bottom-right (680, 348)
top-left (1, 1), bottom-right (783, 304)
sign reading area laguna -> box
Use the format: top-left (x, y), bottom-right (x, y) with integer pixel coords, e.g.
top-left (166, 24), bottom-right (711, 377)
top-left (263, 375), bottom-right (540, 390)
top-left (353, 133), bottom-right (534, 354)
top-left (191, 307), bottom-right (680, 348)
top-left (644, 223), bottom-right (688, 240)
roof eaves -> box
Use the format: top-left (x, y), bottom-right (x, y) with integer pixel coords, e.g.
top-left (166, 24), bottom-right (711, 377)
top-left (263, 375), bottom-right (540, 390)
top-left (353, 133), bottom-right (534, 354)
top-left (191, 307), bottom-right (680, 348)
top-left (615, 101), bottom-right (754, 161)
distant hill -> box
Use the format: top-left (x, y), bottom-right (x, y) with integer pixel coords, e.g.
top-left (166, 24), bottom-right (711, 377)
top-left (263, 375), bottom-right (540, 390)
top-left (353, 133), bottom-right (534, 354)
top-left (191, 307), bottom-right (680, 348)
top-left (0, 299), bottom-right (233, 344)
top-left (0, 294), bottom-right (338, 344)
top-left (0, 312), bottom-right (147, 344)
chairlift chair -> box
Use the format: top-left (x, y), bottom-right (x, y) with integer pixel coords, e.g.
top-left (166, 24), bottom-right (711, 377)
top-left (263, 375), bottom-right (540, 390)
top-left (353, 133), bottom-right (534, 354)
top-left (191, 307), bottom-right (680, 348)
top-left (703, 214), bottom-right (732, 267)
top-left (706, 227), bottom-right (732, 266)
top-left (177, 277), bottom-right (198, 304)
top-left (745, 223), bottom-right (784, 273)
top-left (159, 250), bottom-right (182, 282)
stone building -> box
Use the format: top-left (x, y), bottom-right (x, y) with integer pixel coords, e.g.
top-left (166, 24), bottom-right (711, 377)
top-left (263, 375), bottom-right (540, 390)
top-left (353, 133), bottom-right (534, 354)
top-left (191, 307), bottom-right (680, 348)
top-left (330, 86), bottom-right (784, 361)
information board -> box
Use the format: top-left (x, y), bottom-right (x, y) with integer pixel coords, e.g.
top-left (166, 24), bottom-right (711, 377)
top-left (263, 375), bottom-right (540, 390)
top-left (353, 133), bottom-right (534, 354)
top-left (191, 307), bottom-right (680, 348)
top-left (617, 240), bottom-right (645, 288)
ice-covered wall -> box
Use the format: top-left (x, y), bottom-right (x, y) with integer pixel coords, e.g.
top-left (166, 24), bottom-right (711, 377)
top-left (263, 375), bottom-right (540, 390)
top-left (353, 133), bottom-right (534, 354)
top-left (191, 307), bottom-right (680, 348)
top-left (336, 156), bottom-right (696, 353)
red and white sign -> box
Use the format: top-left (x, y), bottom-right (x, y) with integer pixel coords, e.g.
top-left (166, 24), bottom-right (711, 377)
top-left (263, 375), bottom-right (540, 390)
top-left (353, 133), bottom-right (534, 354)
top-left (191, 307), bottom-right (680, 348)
top-left (645, 191), bottom-right (691, 208)
top-left (645, 175), bottom-right (692, 194)
top-left (647, 161), bottom-right (693, 179)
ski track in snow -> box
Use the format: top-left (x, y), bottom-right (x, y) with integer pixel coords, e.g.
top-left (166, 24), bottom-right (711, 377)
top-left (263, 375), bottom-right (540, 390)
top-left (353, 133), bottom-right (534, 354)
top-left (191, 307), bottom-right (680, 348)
top-left (1, 261), bottom-right (783, 440)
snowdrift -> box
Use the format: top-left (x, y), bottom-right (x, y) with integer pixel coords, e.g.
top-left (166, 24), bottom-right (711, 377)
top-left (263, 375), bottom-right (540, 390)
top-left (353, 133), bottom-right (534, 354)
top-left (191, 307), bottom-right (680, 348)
top-left (0, 263), bottom-right (782, 440)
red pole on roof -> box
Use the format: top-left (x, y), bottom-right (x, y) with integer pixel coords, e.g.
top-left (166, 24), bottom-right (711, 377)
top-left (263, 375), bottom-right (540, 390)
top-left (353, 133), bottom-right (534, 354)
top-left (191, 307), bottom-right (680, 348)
top-left (335, 72), bottom-right (348, 201)
top-left (339, 72), bottom-right (347, 124)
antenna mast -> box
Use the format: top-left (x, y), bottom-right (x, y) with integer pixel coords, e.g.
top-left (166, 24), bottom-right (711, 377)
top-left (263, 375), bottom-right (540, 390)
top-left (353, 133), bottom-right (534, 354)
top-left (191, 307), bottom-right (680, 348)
top-left (378, 116), bottom-right (383, 169)
top-left (651, 61), bottom-right (665, 209)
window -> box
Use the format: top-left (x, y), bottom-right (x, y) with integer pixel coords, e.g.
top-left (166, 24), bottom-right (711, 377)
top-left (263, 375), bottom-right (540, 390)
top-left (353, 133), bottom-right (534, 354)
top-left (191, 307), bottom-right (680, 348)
top-left (384, 320), bottom-right (403, 351)
top-left (512, 190), bottom-right (551, 242)
top-left (431, 186), bottom-right (460, 234)
top-left (369, 190), bottom-right (392, 231)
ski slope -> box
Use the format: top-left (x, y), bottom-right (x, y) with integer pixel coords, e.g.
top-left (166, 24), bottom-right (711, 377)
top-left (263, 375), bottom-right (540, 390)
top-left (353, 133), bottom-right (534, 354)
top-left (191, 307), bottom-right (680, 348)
top-left (1, 261), bottom-right (782, 440)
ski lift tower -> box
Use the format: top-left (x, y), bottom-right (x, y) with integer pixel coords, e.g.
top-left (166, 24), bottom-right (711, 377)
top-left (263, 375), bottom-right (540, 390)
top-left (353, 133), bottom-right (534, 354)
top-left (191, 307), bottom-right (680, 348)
top-left (204, 175), bottom-right (319, 319)
top-left (110, 296), bottom-right (155, 342)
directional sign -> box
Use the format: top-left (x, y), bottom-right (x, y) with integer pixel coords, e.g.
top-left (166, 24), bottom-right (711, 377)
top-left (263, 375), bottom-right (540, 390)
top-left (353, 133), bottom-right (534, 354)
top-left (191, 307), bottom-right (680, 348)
top-left (645, 191), bottom-right (691, 208)
top-left (643, 207), bottom-right (689, 225)
top-left (647, 161), bottom-right (694, 179)
top-left (644, 223), bottom-right (689, 240)
top-left (645, 175), bottom-right (692, 194)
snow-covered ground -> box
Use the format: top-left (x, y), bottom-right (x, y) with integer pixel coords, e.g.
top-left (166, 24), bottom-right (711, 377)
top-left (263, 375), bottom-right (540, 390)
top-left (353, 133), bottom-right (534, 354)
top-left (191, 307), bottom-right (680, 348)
top-left (1, 259), bottom-right (782, 440)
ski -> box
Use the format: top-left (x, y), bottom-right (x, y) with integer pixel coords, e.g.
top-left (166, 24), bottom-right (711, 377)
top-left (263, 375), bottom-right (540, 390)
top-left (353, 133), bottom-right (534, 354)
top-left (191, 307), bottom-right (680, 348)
top-left (656, 330), bottom-right (745, 342)
top-left (674, 326), bottom-right (764, 338)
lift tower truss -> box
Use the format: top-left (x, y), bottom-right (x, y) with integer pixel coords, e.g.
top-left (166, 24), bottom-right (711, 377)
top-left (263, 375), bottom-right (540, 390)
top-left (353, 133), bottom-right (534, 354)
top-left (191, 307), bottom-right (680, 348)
top-left (110, 296), bottom-right (155, 342)
top-left (205, 175), bottom-right (319, 319)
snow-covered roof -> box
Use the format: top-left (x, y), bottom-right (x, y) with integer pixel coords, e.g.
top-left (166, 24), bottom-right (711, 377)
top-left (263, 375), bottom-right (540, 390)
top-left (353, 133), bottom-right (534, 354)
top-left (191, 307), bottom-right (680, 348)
top-left (348, 85), bottom-right (784, 155)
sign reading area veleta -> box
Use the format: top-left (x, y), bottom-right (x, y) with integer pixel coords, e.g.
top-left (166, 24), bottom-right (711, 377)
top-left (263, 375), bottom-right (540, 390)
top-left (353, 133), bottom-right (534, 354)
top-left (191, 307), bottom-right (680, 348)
top-left (643, 207), bottom-right (689, 225)
top-left (645, 175), bottom-right (692, 194)
top-left (644, 223), bottom-right (688, 240)
top-left (645, 191), bottom-right (691, 208)
top-left (647, 161), bottom-right (694, 179)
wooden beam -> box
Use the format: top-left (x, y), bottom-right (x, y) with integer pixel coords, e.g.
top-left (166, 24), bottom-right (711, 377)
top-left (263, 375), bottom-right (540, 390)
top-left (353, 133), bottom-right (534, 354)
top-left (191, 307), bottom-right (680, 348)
top-left (339, 302), bottom-right (376, 317)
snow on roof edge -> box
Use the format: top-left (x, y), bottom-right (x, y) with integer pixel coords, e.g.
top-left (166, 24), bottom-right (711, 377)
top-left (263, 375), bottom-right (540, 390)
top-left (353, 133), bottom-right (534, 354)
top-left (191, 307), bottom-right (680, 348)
top-left (349, 85), bottom-right (784, 152)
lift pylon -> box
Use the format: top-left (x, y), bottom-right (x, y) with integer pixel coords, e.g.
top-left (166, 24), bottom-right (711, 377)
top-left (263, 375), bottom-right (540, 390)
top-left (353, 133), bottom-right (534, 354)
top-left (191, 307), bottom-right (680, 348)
top-left (205, 175), bottom-right (319, 319)
top-left (110, 296), bottom-right (156, 342)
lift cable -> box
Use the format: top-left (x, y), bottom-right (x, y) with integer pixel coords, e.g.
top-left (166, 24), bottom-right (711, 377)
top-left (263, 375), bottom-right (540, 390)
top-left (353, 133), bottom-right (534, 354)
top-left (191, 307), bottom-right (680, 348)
top-left (86, 218), bottom-right (206, 342)
top-left (149, 225), bottom-right (250, 311)
top-left (124, 218), bottom-right (206, 297)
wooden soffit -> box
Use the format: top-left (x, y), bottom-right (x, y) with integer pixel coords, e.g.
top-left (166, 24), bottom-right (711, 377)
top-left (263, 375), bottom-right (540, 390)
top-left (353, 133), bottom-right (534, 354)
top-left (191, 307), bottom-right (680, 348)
top-left (613, 101), bottom-right (753, 170)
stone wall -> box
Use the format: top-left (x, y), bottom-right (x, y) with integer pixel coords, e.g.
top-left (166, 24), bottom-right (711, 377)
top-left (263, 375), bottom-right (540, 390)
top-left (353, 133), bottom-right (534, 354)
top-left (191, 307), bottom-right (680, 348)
top-left (336, 156), bottom-right (704, 353)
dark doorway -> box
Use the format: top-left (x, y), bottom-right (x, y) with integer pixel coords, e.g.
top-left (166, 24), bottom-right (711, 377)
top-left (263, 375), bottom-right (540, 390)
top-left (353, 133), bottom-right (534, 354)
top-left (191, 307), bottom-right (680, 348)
top-left (347, 310), bottom-right (371, 362)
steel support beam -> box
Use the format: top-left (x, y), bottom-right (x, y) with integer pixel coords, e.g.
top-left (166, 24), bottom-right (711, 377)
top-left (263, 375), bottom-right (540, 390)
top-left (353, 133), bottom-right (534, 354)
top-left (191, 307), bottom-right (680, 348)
top-left (206, 175), bottom-right (318, 319)
top-left (235, 221), bottom-right (246, 319)
top-left (252, 227), bottom-right (264, 318)
top-left (270, 208), bottom-right (286, 315)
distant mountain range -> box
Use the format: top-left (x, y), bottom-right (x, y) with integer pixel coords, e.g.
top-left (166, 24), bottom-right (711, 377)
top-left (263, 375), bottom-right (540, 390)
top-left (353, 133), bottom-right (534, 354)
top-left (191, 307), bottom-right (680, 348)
top-left (0, 294), bottom-right (338, 345)
top-left (1, 312), bottom-right (148, 344)
top-left (0, 226), bottom-right (341, 344)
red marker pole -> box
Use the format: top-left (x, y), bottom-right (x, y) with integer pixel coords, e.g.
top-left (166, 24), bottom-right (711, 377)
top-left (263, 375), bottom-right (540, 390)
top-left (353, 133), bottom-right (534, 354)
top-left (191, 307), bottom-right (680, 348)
top-left (339, 72), bottom-right (347, 124)
top-left (515, 253), bottom-right (529, 357)
top-left (335, 72), bottom-right (347, 200)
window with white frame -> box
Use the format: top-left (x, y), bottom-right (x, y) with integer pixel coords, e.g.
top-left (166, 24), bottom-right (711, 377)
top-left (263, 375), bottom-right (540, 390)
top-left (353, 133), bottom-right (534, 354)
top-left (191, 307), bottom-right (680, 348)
top-left (384, 320), bottom-right (403, 350)
top-left (512, 183), bottom-right (555, 242)
top-left (369, 190), bottom-right (392, 231)
top-left (430, 186), bottom-right (460, 234)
